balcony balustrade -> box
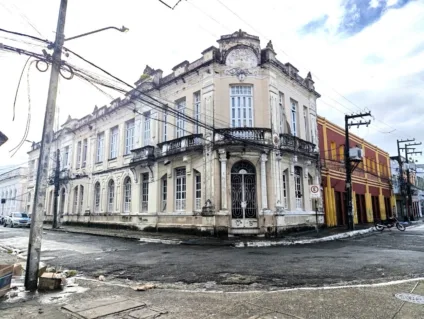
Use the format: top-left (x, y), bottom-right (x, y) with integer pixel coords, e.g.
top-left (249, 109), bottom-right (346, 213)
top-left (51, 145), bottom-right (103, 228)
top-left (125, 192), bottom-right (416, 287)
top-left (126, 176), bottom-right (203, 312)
top-left (157, 134), bottom-right (203, 157)
top-left (214, 127), bottom-right (272, 145)
top-left (131, 145), bottom-right (155, 164)
top-left (280, 133), bottom-right (317, 158)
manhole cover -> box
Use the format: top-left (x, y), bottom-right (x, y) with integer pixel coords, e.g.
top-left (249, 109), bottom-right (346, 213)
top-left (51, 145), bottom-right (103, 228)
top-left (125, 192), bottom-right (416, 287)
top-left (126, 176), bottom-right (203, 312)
top-left (395, 293), bottom-right (424, 304)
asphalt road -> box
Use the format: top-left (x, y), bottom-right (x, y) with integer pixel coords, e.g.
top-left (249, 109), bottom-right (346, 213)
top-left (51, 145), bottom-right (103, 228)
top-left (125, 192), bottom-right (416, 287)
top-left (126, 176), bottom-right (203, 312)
top-left (1, 225), bottom-right (424, 291)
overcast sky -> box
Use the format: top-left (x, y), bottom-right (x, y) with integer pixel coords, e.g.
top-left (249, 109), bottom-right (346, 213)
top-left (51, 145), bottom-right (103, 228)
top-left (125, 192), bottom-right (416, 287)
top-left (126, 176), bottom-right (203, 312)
top-left (0, 0), bottom-right (423, 170)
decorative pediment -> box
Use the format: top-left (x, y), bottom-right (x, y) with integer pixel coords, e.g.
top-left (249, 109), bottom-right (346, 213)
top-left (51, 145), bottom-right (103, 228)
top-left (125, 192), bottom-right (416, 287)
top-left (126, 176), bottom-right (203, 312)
top-left (225, 47), bottom-right (258, 69)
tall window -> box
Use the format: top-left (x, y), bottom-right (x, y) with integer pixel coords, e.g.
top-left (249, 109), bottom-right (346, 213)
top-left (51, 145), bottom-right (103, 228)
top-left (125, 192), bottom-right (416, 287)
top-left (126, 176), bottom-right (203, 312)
top-left (125, 119), bottom-right (135, 155)
top-left (107, 180), bottom-right (114, 212)
top-left (176, 99), bottom-right (186, 138)
top-left (161, 175), bottom-right (167, 211)
top-left (291, 99), bottom-right (298, 137)
top-left (163, 111), bottom-right (168, 142)
top-left (63, 146), bottom-right (69, 168)
top-left (143, 112), bottom-right (151, 146)
top-left (230, 85), bottom-right (253, 127)
top-left (194, 92), bottom-right (201, 134)
top-left (279, 92), bottom-right (285, 134)
top-left (73, 187), bottom-right (78, 214)
top-left (94, 182), bottom-right (101, 213)
top-left (195, 172), bottom-right (201, 211)
top-left (331, 142), bottom-right (337, 160)
top-left (175, 168), bottom-right (186, 211)
top-left (141, 173), bottom-right (149, 212)
top-left (82, 139), bottom-right (88, 167)
top-left (79, 186), bottom-right (84, 214)
top-left (96, 132), bottom-right (105, 163)
top-left (339, 145), bottom-right (344, 161)
top-left (282, 170), bottom-right (288, 209)
top-left (303, 106), bottom-right (309, 141)
top-left (109, 126), bottom-right (118, 159)
top-left (124, 177), bottom-right (132, 213)
top-left (294, 166), bottom-right (303, 209)
top-left (76, 141), bottom-right (82, 168)
top-left (310, 114), bottom-right (317, 146)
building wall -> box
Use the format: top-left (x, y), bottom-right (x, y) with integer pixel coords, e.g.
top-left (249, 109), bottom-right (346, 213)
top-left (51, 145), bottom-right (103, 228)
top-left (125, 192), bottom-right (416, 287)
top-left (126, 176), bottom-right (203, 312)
top-left (318, 117), bottom-right (394, 226)
top-left (27, 30), bottom-right (323, 236)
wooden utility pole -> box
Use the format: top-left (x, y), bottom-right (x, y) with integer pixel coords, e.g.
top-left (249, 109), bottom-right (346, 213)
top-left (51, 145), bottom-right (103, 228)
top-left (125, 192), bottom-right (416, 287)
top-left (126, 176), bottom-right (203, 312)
top-left (404, 142), bottom-right (422, 221)
top-left (397, 139), bottom-right (415, 221)
top-left (345, 112), bottom-right (371, 231)
top-left (25, 0), bottom-right (68, 291)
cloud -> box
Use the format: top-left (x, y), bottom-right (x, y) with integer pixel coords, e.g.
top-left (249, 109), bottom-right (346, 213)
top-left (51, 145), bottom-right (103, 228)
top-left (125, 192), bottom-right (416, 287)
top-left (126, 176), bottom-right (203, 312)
top-left (299, 15), bottom-right (329, 34)
top-left (363, 54), bottom-right (385, 64)
top-left (406, 41), bottom-right (424, 57)
top-left (338, 0), bottom-right (413, 36)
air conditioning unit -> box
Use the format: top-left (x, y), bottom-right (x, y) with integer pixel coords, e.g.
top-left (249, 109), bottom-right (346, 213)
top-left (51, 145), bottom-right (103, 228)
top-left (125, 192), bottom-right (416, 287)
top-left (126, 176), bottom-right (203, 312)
top-left (349, 147), bottom-right (363, 162)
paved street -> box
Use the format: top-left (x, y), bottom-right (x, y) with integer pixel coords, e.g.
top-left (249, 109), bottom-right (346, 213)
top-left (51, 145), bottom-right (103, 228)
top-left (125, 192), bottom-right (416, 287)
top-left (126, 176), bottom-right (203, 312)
top-left (1, 225), bottom-right (424, 291)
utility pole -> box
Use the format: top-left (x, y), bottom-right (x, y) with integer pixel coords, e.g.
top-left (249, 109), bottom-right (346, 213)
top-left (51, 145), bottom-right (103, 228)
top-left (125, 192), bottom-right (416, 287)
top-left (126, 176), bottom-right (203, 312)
top-left (25, 0), bottom-right (68, 291)
top-left (404, 142), bottom-right (422, 221)
top-left (345, 112), bottom-right (372, 231)
top-left (53, 149), bottom-right (60, 229)
top-left (397, 139), bottom-right (415, 222)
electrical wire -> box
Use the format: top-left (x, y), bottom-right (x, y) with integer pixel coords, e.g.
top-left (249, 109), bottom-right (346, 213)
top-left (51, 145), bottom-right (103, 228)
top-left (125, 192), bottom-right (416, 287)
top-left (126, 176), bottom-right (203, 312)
top-left (0, 27), bottom-right (49, 44)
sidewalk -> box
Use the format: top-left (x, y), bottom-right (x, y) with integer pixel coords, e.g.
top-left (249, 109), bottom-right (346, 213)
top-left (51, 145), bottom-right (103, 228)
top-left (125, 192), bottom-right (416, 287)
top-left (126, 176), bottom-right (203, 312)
top-left (42, 223), bottom-right (379, 248)
top-left (1, 269), bottom-right (423, 318)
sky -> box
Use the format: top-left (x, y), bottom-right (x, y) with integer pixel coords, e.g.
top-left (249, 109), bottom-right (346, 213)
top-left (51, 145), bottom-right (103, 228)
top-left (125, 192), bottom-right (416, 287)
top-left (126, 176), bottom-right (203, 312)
top-left (0, 0), bottom-right (423, 170)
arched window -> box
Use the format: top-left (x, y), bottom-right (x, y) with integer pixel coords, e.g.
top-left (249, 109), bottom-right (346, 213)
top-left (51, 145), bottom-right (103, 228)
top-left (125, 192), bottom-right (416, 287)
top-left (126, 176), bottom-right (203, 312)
top-left (294, 166), bottom-right (303, 209)
top-left (13, 189), bottom-right (17, 210)
top-left (79, 186), bottom-right (84, 214)
top-left (282, 169), bottom-right (288, 209)
top-left (73, 186), bottom-right (78, 214)
top-left (48, 190), bottom-right (53, 215)
top-left (123, 177), bottom-right (132, 213)
top-left (107, 180), bottom-right (115, 212)
top-left (194, 170), bottom-right (201, 211)
top-left (161, 174), bottom-right (167, 212)
top-left (94, 182), bottom-right (101, 213)
top-left (175, 168), bottom-right (186, 211)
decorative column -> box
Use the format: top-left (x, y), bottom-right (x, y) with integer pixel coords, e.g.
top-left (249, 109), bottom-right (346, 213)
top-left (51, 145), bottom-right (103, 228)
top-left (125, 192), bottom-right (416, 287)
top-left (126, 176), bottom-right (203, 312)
top-left (260, 153), bottom-right (268, 210)
top-left (275, 152), bottom-right (283, 211)
top-left (218, 149), bottom-right (227, 210)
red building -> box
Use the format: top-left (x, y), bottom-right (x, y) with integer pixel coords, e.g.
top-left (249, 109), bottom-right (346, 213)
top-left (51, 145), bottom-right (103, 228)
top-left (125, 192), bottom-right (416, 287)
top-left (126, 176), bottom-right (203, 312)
top-left (318, 116), bottom-right (394, 226)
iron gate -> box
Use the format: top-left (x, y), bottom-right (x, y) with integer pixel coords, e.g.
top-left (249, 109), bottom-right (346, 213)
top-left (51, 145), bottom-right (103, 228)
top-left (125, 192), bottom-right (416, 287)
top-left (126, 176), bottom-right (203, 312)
top-left (231, 161), bottom-right (257, 228)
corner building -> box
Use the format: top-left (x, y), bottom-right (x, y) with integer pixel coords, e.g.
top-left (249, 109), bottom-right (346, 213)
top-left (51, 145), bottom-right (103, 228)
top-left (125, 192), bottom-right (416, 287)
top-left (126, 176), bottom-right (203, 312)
top-left (35, 30), bottom-right (322, 237)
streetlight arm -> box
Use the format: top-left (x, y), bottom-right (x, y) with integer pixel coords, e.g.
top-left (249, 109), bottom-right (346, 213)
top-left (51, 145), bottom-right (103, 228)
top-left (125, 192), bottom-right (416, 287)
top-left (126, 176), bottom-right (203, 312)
top-left (64, 26), bottom-right (128, 42)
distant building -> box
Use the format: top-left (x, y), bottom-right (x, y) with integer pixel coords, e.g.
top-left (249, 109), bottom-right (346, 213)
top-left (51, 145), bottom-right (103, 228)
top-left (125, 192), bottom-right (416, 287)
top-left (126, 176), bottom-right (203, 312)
top-left (27, 30), bottom-right (322, 237)
top-left (318, 117), bottom-right (394, 226)
top-left (391, 159), bottom-right (423, 220)
top-left (0, 167), bottom-right (28, 217)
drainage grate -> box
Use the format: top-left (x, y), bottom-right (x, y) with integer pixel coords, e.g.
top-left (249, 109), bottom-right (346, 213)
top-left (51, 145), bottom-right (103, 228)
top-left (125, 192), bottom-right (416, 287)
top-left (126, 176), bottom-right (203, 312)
top-left (395, 293), bottom-right (424, 305)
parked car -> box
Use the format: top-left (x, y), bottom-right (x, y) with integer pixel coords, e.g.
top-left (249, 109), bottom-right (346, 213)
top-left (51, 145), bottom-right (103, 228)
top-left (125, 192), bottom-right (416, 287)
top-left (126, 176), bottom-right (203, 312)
top-left (3, 212), bottom-right (31, 228)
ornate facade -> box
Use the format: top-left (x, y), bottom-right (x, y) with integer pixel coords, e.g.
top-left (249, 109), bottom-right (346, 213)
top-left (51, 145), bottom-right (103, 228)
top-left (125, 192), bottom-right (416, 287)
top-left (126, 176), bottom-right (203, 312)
top-left (28, 30), bottom-right (322, 236)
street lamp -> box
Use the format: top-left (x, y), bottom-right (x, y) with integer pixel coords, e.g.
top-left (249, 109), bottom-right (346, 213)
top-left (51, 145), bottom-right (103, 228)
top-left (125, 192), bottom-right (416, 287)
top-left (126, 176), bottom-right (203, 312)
top-left (64, 26), bottom-right (129, 42)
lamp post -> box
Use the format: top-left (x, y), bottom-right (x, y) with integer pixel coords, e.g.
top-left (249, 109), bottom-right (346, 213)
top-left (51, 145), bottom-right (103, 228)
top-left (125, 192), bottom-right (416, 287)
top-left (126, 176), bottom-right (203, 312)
top-left (25, 0), bottom-right (128, 291)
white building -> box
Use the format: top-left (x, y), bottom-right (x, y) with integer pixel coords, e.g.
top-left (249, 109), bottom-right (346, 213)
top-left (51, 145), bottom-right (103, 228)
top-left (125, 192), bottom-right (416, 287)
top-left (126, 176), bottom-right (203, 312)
top-left (28, 30), bottom-right (323, 236)
top-left (0, 167), bottom-right (28, 217)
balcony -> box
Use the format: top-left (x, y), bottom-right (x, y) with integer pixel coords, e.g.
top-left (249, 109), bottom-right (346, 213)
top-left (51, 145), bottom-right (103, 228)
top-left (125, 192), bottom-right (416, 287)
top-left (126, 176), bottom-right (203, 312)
top-left (280, 133), bottom-right (317, 158)
top-left (214, 128), bottom-right (272, 146)
top-left (130, 146), bottom-right (155, 165)
top-left (157, 134), bottom-right (203, 157)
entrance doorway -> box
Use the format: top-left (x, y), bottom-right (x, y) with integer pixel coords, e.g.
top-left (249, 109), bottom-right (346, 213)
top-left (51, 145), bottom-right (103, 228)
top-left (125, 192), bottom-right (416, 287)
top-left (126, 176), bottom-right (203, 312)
top-left (231, 161), bottom-right (257, 228)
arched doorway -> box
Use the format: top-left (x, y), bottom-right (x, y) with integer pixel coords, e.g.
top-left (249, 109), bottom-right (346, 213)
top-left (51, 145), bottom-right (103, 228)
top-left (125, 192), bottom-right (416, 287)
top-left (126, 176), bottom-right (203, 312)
top-left (231, 161), bottom-right (257, 228)
top-left (60, 188), bottom-right (66, 215)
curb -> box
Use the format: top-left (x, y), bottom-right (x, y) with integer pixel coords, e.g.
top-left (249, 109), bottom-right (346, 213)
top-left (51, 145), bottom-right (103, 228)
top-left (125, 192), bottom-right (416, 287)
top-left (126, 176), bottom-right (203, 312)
top-left (234, 227), bottom-right (376, 248)
top-left (40, 226), bottom-right (381, 248)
